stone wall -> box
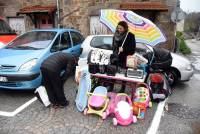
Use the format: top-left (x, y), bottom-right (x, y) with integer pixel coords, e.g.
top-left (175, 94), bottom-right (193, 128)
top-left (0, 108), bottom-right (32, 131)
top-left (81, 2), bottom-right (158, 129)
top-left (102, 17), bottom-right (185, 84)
top-left (59, 0), bottom-right (176, 50)
top-left (0, 0), bottom-right (21, 18)
top-left (0, 0), bottom-right (177, 49)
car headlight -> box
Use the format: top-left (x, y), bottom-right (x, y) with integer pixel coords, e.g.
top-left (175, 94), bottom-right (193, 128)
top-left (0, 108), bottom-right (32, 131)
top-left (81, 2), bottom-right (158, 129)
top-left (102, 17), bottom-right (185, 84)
top-left (19, 59), bottom-right (37, 71)
top-left (185, 64), bottom-right (193, 71)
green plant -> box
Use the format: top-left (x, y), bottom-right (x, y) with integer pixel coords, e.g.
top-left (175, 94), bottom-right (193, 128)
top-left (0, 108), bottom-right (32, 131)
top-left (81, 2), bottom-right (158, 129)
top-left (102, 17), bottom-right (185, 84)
top-left (176, 31), bottom-right (183, 39)
top-left (176, 31), bottom-right (191, 55)
top-left (179, 39), bottom-right (191, 54)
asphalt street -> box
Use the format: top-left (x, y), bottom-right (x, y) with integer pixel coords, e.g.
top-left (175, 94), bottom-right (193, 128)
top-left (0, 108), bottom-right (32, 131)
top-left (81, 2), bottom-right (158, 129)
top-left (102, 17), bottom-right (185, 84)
top-left (0, 39), bottom-right (199, 134)
top-left (158, 39), bottom-right (200, 134)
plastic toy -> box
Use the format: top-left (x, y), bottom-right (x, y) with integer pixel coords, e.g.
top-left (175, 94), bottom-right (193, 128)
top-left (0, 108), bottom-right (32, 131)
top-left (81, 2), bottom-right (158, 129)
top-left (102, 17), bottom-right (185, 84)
top-left (132, 83), bottom-right (152, 119)
top-left (84, 86), bottom-right (109, 119)
top-left (106, 92), bottom-right (117, 115)
top-left (107, 93), bottom-right (137, 126)
top-left (75, 70), bottom-right (91, 112)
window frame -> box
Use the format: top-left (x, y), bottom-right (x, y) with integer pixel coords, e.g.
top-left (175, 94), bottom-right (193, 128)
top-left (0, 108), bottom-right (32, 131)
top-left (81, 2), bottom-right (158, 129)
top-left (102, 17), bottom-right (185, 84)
top-left (70, 31), bottom-right (84, 46)
top-left (59, 31), bottom-right (72, 50)
top-left (90, 36), bottom-right (113, 50)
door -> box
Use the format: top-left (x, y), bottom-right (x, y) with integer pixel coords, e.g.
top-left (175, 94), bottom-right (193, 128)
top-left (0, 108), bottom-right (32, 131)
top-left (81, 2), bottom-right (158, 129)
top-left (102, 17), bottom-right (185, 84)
top-left (8, 17), bottom-right (25, 34)
top-left (50, 32), bottom-right (72, 53)
top-left (59, 32), bottom-right (73, 53)
top-left (70, 31), bottom-right (84, 56)
top-left (50, 31), bottom-right (83, 56)
top-left (37, 14), bottom-right (53, 29)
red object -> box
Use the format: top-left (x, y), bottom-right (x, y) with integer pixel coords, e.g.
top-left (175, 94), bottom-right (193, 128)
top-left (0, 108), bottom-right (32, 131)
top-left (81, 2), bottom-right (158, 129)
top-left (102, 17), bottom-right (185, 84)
top-left (0, 35), bottom-right (16, 44)
top-left (150, 73), bottom-right (164, 83)
top-left (132, 102), bottom-right (146, 119)
top-left (0, 17), bottom-right (17, 45)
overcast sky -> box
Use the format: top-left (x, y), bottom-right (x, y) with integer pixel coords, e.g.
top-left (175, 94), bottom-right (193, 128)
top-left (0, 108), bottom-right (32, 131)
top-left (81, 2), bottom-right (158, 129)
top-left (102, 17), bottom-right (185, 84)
top-left (180, 0), bottom-right (200, 12)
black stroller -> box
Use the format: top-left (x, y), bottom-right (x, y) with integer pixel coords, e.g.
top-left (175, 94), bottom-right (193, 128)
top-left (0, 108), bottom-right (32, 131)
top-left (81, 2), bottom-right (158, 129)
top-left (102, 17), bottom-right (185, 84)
top-left (150, 48), bottom-right (172, 71)
top-left (144, 47), bottom-right (173, 102)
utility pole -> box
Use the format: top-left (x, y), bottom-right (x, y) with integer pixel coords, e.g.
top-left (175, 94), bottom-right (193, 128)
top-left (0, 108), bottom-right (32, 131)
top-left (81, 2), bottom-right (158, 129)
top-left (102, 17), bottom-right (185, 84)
top-left (171, 0), bottom-right (185, 52)
top-left (56, 0), bottom-right (60, 28)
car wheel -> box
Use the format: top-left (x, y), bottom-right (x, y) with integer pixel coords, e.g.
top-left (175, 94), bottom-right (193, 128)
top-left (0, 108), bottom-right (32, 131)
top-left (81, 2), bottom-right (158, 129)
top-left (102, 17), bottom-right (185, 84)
top-left (165, 69), bottom-right (178, 86)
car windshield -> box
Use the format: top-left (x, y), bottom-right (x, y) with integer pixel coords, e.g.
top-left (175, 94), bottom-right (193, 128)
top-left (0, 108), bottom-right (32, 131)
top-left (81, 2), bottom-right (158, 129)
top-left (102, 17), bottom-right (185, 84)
top-left (90, 36), bottom-right (113, 50)
top-left (0, 19), bottom-right (15, 35)
top-left (6, 31), bottom-right (57, 50)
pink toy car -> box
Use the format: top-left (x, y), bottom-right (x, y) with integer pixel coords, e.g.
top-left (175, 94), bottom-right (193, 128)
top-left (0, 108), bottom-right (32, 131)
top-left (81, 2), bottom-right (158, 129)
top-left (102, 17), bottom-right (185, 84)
top-left (106, 92), bottom-right (117, 115)
top-left (107, 93), bottom-right (137, 126)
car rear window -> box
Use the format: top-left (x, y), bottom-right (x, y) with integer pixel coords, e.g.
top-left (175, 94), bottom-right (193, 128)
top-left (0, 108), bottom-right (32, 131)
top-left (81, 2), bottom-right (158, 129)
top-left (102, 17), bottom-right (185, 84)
top-left (90, 36), bottom-right (113, 50)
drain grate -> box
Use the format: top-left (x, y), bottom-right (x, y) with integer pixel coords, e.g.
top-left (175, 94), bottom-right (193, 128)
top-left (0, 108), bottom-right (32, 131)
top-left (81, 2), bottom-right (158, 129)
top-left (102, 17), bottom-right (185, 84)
top-left (166, 103), bottom-right (200, 119)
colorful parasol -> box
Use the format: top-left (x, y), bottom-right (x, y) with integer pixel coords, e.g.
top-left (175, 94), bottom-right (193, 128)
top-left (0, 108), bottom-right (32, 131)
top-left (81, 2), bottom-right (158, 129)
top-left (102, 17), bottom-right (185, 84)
top-left (100, 9), bottom-right (166, 46)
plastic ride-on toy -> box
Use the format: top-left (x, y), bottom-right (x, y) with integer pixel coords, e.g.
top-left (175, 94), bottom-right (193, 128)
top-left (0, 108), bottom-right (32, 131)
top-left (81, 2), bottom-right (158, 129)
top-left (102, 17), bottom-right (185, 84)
top-left (132, 83), bottom-right (152, 119)
top-left (84, 86), bottom-right (109, 119)
top-left (107, 93), bottom-right (137, 126)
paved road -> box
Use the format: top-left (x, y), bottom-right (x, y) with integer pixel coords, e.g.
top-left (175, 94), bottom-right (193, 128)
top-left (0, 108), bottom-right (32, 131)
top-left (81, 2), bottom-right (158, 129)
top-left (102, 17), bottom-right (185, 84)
top-left (158, 39), bottom-right (200, 134)
top-left (0, 76), bottom-right (157, 134)
top-left (0, 39), bottom-right (199, 134)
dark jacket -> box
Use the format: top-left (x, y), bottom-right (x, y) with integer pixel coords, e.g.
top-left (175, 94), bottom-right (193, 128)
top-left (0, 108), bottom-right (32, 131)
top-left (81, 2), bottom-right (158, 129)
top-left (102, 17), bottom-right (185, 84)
top-left (112, 32), bottom-right (136, 67)
top-left (41, 52), bottom-right (75, 81)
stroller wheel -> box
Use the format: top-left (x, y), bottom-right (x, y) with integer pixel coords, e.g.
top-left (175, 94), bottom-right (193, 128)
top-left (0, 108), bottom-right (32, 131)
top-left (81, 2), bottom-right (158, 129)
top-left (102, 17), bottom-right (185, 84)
top-left (102, 112), bottom-right (107, 119)
top-left (113, 118), bottom-right (117, 126)
top-left (84, 108), bottom-right (88, 115)
top-left (140, 112), bottom-right (145, 119)
top-left (149, 101), bottom-right (153, 108)
top-left (132, 115), bottom-right (137, 123)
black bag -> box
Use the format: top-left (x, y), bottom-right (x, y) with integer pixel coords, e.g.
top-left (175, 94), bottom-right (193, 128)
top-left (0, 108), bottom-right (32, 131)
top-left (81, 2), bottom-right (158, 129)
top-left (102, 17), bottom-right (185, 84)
top-left (106, 64), bottom-right (117, 76)
top-left (99, 65), bottom-right (106, 74)
top-left (88, 63), bottom-right (99, 74)
top-left (110, 53), bottom-right (119, 65)
top-left (151, 48), bottom-right (172, 70)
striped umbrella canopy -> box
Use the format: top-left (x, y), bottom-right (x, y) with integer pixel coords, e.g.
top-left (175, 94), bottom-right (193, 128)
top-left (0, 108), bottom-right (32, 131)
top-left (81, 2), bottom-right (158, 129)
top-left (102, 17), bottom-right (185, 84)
top-left (100, 9), bottom-right (166, 46)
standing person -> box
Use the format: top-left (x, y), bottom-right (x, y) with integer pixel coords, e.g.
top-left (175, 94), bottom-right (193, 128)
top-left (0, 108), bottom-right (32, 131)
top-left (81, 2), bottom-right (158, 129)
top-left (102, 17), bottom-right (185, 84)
top-left (110, 21), bottom-right (136, 93)
top-left (40, 52), bottom-right (75, 108)
top-left (112, 21), bottom-right (136, 67)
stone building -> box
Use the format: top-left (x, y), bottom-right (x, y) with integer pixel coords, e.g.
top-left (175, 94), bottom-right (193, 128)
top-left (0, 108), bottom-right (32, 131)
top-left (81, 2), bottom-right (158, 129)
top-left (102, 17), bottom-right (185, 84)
top-left (0, 0), bottom-right (177, 49)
